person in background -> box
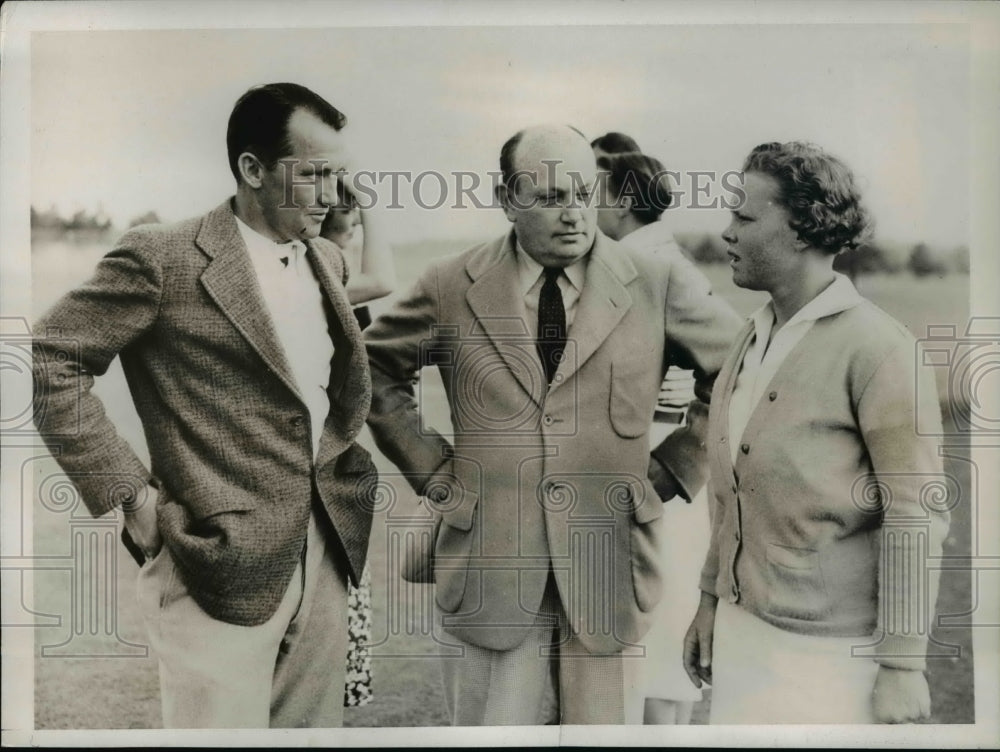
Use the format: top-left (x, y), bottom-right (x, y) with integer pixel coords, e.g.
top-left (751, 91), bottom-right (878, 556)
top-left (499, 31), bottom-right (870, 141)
top-left (323, 181), bottom-right (397, 327)
top-left (595, 149), bottom-right (709, 725)
top-left (591, 130), bottom-right (641, 161)
top-left (320, 182), bottom-right (396, 710)
top-left (683, 141), bottom-right (949, 724)
top-left (591, 134), bottom-right (699, 456)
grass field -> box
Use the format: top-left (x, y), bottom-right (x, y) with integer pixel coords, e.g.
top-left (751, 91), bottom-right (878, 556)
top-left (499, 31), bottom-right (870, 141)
top-left (27, 238), bottom-right (973, 728)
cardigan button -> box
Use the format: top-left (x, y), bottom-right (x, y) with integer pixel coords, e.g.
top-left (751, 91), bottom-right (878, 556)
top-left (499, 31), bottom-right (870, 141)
top-left (768, 391), bottom-right (777, 401)
top-left (740, 443), bottom-right (750, 455)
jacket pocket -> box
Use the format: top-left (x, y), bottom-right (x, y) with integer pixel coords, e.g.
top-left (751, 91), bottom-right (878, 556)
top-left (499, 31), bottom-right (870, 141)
top-left (433, 489), bottom-right (480, 613)
top-left (630, 478), bottom-right (665, 612)
top-left (609, 361), bottom-right (655, 438)
top-left (763, 543), bottom-right (829, 621)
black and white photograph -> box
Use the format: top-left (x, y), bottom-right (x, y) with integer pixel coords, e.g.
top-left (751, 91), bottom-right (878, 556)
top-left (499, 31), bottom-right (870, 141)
top-left (1, 0), bottom-right (998, 747)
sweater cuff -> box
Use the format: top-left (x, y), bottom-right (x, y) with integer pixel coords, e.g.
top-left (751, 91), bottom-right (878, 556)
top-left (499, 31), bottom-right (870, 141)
top-left (871, 632), bottom-right (929, 672)
top-left (698, 572), bottom-right (718, 597)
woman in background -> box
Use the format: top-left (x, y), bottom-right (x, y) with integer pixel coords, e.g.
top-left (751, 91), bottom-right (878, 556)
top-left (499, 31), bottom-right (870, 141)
top-left (591, 131), bottom-right (641, 161)
top-left (595, 147), bottom-right (709, 726)
top-left (683, 141), bottom-right (949, 724)
top-left (323, 183), bottom-right (396, 325)
top-left (321, 183), bottom-right (396, 709)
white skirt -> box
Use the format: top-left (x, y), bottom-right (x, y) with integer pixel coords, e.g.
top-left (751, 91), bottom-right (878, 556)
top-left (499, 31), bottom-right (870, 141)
top-left (709, 599), bottom-right (879, 724)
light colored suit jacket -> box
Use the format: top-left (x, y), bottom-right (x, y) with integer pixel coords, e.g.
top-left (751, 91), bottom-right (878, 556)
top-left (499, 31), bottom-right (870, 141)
top-left (364, 230), bottom-right (742, 653)
top-left (33, 200), bottom-right (375, 626)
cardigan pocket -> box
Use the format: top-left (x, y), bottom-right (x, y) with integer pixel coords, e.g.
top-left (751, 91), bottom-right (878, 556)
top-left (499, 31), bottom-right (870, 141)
top-left (763, 543), bottom-right (829, 622)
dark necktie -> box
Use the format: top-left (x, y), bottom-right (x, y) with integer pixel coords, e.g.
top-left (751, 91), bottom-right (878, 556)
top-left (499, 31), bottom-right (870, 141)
top-left (537, 267), bottom-right (566, 384)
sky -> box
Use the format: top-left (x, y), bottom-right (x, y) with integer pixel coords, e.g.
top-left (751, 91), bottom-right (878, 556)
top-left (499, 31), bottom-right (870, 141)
top-left (31, 22), bottom-right (971, 248)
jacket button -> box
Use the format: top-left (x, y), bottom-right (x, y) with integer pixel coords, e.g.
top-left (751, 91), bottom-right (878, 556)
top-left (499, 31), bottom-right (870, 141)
top-left (735, 529), bottom-right (741, 542)
top-left (740, 443), bottom-right (750, 454)
top-left (543, 415), bottom-right (554, 426)
top-left (290, 416), bottom-right (304, 427)
top-left (731, 484), bottom-right (737, 495)
top-left (768, 391), bottom-right (778, 401)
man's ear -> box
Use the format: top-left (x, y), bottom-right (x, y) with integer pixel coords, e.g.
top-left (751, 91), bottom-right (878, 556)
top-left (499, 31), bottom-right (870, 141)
top-left (495, 184), bottom-right (517, 222)
top-left (237, 152), bottom-right (266, 189)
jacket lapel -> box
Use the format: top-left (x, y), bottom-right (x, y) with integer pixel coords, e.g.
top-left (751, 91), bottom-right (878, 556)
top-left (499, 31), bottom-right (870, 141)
top-left (196, 200), bottom-right (303, 403)
top-left (464, 234), bottom-right (544, 404)
top-left (556, 233), bottom-right (635, 386)
top-left (305, 239), bottom-right (372, 469)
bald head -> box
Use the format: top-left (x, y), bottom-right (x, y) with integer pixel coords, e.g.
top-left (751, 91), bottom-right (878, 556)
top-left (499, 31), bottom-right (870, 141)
top-left (500, 125), bottom-right (594, 190)
top-left (496, 124), bottom-right (599, 267)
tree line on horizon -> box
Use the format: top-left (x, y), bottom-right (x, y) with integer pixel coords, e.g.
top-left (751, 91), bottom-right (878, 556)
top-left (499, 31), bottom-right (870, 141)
top-left (30, 205), bottom-right (968, 278)
top-left (31, 206), bottom-right (161, 237)
top-left (673, 231), bottom-right (970, 278)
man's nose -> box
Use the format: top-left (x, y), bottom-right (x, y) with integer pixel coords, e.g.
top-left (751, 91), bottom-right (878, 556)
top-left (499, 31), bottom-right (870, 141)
top-left (560, 204), bottom-right (584, 224)
top-left (721, 223), bottom-right (736, 244)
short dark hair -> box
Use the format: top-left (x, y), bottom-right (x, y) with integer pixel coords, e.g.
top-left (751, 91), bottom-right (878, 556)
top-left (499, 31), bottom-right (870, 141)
top-left (226, 83), bottom-right (346, 182)
top-left (591, 131), bottom-right (641, 154)
top-left (499, 130), bottom-right (526, 191)
top-left (597, 151), bottom-right (673, 224)
top-left (744, 142), bottom-right (872, 254)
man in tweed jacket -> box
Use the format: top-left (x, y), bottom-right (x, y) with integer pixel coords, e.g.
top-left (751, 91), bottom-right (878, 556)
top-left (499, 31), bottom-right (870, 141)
top-left (32, 83), bottom-right (375, 728)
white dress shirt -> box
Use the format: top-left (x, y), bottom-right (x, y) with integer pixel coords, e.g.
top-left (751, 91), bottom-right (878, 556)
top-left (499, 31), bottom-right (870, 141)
top-left (727, 273), bottom-right (863, 467)
top-left (235, 217), bottom-right (334, 460)
top-left (514, 242), bottom-right (587, 331)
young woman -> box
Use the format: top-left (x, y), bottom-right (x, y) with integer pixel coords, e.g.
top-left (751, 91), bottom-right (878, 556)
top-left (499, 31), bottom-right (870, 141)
top-left (684, 142), bottom-right (949, 724)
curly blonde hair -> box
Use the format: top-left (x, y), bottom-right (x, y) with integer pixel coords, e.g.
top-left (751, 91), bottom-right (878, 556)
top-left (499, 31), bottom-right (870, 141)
top-left (744, 142), bottom-right (873, 254)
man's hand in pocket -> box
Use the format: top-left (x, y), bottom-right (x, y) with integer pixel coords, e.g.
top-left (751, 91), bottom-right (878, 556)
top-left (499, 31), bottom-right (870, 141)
top-left (123, 483), bottom-right (162, 560)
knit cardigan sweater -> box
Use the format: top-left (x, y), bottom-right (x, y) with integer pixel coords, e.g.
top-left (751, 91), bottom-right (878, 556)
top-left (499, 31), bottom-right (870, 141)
top-left (700, 298), bottom-right (950, 671)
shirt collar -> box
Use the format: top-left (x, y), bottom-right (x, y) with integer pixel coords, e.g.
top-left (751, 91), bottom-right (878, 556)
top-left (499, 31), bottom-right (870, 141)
top-left (235, 215), bottom-right (305, 265)
top-left (750, 272), bottom-right (863, 339)
top-left (513, 241), bottom-right (587, 296)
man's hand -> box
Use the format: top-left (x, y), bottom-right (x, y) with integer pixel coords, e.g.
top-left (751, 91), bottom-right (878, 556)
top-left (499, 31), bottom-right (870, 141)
top-left (683, 591), bottom-right (718, 688)
top-left (123, 483), bottom-right (162, 560)
top-left (648, 456), bottom-right (683, 502)
top-left (872, 665), bottom-right (931, 723)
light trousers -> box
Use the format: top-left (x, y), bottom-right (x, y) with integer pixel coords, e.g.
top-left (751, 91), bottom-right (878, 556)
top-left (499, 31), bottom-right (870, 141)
top-left (137, 510), bottom-right (349, 728)
top-left (438, 574), bottom-right (626, 726)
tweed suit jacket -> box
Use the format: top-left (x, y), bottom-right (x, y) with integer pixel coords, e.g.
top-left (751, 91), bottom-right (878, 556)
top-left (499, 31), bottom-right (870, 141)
top-left (364, 230), bottom-right (742, 654)
top-left (33, 200), bottom-right (375, 626)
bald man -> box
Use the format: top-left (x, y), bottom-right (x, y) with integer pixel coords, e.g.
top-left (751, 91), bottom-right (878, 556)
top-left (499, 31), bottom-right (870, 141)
top-left (364, 125), bottom-right (742, 724)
